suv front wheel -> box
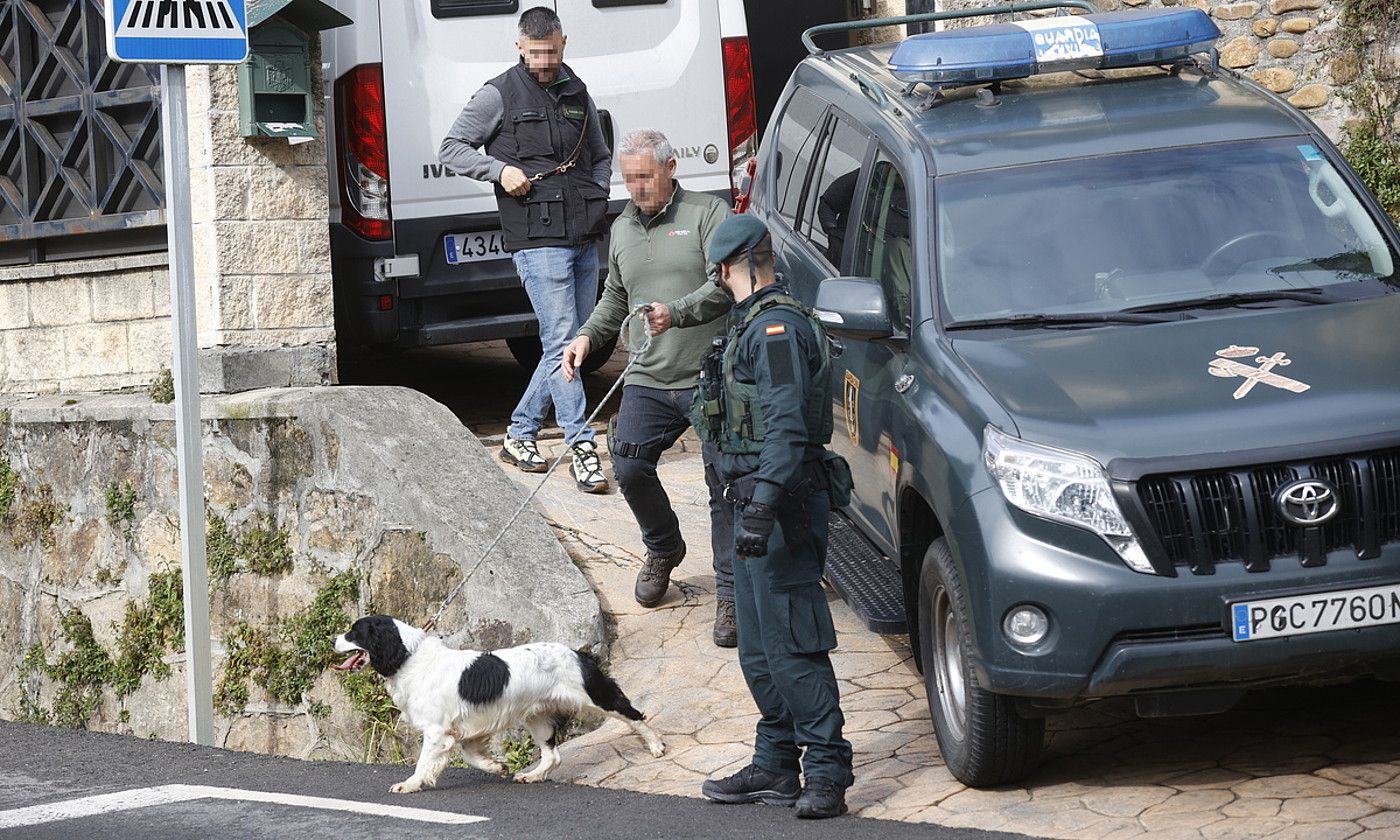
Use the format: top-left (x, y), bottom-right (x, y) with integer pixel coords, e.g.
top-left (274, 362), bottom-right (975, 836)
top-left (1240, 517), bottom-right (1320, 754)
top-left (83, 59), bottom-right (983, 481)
top-left (918, 537), bottom-right (1044, 786)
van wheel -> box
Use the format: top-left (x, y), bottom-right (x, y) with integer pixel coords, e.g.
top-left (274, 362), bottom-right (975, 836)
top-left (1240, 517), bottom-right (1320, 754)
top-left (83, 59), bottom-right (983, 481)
top-left (918, 537), bottom-right (1044, 786)
top-left (506, 335), bottom-right (618, 375)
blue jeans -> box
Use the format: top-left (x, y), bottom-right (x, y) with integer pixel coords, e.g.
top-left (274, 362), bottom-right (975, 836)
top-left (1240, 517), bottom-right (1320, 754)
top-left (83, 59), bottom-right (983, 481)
top-left (508, 244), bottom-right (599, 444)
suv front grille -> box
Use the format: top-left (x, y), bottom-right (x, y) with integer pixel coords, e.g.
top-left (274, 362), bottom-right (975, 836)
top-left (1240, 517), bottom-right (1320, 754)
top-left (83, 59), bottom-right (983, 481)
top-left (1136, 448), bottom-right (1400, 574)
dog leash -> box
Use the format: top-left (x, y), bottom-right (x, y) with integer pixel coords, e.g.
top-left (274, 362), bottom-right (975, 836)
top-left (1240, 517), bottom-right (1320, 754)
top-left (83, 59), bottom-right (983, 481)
top-left (423, 303), bottom-right (656, 632)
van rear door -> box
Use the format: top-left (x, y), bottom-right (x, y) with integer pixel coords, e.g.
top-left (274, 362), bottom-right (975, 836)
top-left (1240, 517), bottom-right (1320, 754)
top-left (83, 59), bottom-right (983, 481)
top-left (377, 1), bottom-right (520, 226)
top-left (556, 0), bottom-right (735, 199)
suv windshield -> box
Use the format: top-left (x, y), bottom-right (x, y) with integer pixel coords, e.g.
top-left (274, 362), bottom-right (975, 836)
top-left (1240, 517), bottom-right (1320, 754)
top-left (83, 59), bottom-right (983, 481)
top-left (936, 138), bottom-right (1399, 325)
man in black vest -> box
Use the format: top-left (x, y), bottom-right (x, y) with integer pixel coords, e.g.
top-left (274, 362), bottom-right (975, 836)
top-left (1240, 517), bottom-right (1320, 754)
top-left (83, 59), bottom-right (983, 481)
top-left (439, 6), bottom-right (612, 494)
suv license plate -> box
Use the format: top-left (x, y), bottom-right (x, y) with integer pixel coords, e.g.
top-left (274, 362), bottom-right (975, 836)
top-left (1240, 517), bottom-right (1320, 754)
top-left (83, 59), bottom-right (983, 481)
top-left (444, 230), bottom-right (508, 265)
top-left (1230, 582), bottom-right (1400, 642)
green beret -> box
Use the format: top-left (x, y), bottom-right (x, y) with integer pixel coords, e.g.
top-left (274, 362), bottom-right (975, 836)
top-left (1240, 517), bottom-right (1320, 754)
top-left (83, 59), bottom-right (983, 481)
top-left (706, 213), bottom-right (771, 265)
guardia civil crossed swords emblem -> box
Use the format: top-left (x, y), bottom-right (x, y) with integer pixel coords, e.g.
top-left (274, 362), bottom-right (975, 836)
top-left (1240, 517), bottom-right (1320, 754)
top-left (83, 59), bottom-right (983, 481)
top-left (1208, 344), bottom-right (1311, 399)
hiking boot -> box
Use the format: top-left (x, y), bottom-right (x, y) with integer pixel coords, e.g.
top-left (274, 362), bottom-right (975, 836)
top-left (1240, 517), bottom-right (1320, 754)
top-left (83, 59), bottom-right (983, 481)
top-left (633, 541), bottom-right (685, 607)
top-left (795, 777), bottom-right (848, 819)
top-left (500, 437), bottom-right (548, 473)
top-left (713, 598), bottom-right (737, 648)
top-left (701, 763), bottom-right (800, 806)
top-left (570, 440), bottom-right (609, 493)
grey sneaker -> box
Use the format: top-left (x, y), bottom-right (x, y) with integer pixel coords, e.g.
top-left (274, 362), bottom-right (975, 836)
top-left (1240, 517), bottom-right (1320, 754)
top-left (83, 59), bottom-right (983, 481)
top-left (701, 763), bottom-right (801, 806)
top-left (500, 437), bottom-right (547, 473)
top-left (713, 598), bottom-right (737, 648)
top-left (570, 440), bottom-right (609, 493)
top-left (634, 541), bottom-right (686, 607)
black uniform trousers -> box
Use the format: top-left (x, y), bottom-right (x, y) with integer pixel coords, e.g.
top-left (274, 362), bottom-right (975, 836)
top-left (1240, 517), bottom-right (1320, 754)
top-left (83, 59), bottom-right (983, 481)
top-left (731, 486), bottom-right (854, 786)
top-left (611, 384), bottom-right (735, 601)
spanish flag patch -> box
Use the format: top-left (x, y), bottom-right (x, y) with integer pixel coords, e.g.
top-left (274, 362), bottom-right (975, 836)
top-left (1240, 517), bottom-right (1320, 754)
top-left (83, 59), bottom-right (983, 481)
top-left (765, 324), bottom-right (786, 336)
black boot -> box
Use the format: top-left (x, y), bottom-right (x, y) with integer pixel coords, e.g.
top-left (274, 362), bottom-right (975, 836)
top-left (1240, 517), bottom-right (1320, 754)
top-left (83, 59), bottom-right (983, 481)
top-left (795, 777), bottom-right (848, 819)
top-left (713, 598), bottom-right (737, 648)
top-left (701, 763), bottom-right (800, 806)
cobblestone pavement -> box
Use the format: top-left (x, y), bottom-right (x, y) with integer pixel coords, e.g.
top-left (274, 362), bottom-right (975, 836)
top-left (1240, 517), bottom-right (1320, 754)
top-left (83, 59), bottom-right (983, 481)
top-left (490, 432), bottom-right (1400, 840)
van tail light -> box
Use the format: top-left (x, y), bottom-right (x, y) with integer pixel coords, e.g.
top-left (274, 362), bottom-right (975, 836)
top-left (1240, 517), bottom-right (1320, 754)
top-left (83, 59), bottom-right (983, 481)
top-left (335, 63), bottom-right (392, 241)
top-left (721, 36), bottom-right (757, 205)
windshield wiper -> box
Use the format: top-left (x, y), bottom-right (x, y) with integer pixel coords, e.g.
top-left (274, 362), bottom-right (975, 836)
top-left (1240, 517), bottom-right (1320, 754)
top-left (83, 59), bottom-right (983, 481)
top-left (1270, 252), bottom-right (1375, 275)
top-left (1121, 288), bottom-right (1330, 314)
top-left (944, 311), bottom-right (1176, 331)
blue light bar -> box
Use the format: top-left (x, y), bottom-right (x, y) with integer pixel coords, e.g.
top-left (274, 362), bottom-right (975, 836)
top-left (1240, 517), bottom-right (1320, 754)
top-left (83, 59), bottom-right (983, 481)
top-left (888, 8), bottom-right (1219, 86)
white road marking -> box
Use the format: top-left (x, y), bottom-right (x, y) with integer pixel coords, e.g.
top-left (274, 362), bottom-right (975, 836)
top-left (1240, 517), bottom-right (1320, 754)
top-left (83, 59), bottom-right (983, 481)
top-left (0, 784), bottom-right (488, 829)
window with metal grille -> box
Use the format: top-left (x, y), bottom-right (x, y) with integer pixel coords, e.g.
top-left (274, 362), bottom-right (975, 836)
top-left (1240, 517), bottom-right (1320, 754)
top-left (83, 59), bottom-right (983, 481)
top-left (0, 0), bottom-right (165, 266)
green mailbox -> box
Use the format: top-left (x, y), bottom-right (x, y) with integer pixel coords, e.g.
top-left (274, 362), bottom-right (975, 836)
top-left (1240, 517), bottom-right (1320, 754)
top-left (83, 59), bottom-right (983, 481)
top-left (238, 0), bottom-right (352, 139)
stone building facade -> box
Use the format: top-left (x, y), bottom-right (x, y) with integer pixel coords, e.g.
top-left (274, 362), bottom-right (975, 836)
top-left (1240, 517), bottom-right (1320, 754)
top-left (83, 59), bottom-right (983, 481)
top-left (0, 62), bottom-right (335, 396)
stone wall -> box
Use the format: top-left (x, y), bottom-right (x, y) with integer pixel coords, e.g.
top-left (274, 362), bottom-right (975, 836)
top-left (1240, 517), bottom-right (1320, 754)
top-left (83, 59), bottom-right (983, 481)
top-left (0, 386), bottom-right (604, 759)
top-left (864, 0), bottom-right (1355, 138)
top-left (0, 59), bottom-right (336, 396)
top-left (0, 254), bottom-right (172, 395)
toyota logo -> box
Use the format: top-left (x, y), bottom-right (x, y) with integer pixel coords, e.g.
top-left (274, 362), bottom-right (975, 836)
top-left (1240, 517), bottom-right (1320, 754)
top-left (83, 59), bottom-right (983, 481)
top-left (1274, 479), bottom-right (1340, 527)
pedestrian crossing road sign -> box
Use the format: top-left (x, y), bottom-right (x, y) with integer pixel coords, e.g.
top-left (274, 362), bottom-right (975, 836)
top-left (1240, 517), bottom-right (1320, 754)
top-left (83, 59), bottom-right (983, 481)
top-left (105, 0), bottom-right (249, 64)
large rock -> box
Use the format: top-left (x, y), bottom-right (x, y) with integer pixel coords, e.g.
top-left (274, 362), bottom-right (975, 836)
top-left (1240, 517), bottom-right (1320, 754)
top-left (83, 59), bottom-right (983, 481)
top-left (224, 386), bottom-right (604, 651)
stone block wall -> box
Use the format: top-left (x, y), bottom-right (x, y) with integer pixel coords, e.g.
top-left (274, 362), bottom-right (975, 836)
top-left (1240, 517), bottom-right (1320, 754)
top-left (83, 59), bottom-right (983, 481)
top-left (186, 64), bottom-right (337, 356)
top-left (0, 255), bottom-right (172, 394)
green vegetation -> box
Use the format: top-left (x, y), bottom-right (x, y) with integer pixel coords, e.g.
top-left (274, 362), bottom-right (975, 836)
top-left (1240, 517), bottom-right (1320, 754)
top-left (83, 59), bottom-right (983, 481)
top-left (11, 484), bottom-right (67, 548)
top-left (206, 511), bottom-right (295, 584)
top-left (104, 482), bottom-right (138, 540)
top-left (148, 367), bottom-right (175, 404)
top-left (341, 668), bottom-right (408, 763)
top-left (1336, 0), bottom-right (1400, 223)
top-left (1345, 120), bottom-right (1400, 222)
top-left (214, 571), bottom-right (359, 713)
top-left (0, 457), bottom-right (17, 523)
top-left (14, 569), bottom-right (184, 729)
top-left (501, 732), bottom-right (537, 774)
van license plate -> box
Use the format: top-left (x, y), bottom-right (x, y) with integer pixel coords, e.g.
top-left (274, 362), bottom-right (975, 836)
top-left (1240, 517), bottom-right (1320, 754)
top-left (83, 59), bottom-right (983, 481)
top-left (444, 230), bottom-right (508, 265)
top-left (1230, 583), bottom-right (1400, 642)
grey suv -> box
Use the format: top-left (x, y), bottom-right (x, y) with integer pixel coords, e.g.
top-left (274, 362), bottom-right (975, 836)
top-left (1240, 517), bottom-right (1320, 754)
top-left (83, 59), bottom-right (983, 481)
top-left (745, 1), bottom-right (1400, 785)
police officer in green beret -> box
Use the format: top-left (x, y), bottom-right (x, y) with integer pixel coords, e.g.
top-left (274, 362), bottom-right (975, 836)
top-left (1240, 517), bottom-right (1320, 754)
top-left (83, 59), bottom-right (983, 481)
top-left (695, 214), bottom-right (853, 819)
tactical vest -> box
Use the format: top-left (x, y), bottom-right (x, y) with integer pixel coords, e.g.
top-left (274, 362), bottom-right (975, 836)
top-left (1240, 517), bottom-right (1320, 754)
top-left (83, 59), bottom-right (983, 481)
top-left (484, 62), bottom-right (608, 251)
top-left (694, 293), bottom-right (833, 455)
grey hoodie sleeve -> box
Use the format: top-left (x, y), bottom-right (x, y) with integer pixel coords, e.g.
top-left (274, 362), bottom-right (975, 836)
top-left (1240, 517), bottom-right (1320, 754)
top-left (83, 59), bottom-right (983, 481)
top-left (438, 85), bottom-right (507, 184)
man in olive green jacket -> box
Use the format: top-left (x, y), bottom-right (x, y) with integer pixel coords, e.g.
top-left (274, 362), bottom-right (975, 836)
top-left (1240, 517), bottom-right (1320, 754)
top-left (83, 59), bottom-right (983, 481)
top-left (561, 128), bottom-right (736, 645)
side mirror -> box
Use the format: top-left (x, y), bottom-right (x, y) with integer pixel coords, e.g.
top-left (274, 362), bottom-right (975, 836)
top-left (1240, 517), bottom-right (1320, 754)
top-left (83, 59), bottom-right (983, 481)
top-left (813, 277), bottom-right (893, 340)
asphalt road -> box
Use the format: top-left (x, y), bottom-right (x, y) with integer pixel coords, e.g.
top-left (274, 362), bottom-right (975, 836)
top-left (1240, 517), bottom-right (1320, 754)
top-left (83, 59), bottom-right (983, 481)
top-left (0, 721), bottom-right (1028, 840)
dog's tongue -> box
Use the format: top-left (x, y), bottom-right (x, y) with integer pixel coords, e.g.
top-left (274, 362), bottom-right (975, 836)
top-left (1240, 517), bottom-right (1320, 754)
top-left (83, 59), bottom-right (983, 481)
top-left (332, 650), bottom-right (367, 671)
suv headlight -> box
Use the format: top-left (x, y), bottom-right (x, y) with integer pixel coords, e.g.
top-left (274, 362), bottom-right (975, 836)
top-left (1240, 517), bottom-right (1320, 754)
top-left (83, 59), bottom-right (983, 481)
top-left (983, 425), bottom-right (1155, 575)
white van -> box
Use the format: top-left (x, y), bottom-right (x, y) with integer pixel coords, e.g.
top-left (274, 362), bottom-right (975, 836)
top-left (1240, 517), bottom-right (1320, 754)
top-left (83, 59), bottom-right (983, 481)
top-left (320, 0), bottom-right (752, 370)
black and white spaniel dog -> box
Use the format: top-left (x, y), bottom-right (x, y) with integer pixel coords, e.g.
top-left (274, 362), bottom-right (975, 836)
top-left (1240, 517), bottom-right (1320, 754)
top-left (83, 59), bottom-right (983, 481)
top-left (333, 615), bottom-right (664, 792)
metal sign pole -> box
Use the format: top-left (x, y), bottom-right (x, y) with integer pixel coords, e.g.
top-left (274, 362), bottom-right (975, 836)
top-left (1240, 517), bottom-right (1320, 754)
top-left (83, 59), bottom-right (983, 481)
top-left (159, 63), bottom-right (215, 747)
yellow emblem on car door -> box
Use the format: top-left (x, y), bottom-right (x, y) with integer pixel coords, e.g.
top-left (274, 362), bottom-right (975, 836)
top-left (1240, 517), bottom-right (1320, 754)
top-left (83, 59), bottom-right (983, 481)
top-left (844, 369), bottom-right (860, 446)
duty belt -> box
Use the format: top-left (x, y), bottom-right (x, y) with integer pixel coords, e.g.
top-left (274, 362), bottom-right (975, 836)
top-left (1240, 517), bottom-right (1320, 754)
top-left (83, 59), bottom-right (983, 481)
top-left (722, 456), bottom-right (830, 507)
